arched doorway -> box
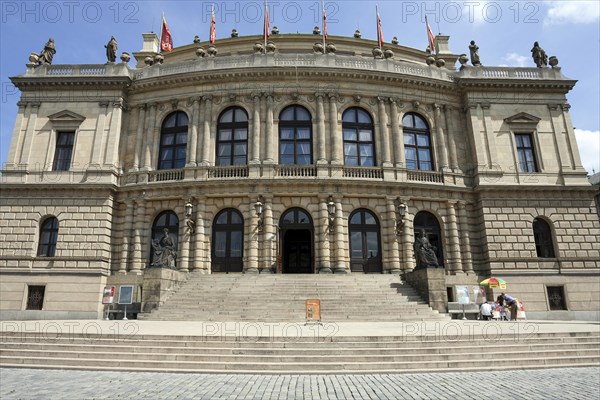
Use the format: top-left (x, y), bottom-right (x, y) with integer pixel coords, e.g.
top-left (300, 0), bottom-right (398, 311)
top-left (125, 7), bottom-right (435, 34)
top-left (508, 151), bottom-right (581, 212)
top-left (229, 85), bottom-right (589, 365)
top-left (349, 209), bottom-right (382, 273)
top-left (413, 211), bottom-right (443, 268)
top-left (212, 209), bottom-right (244, 273)
top-left (279, 208), bottom-right (314, 274)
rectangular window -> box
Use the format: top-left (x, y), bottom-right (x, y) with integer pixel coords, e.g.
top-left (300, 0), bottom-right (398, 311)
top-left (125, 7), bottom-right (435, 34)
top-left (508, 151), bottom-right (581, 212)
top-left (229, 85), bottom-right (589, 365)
top-left (26, 285), bottom-right (46, 310)
top-left (547, 286), bottom-right (567, 310)
top-left (53, 131), bottom-right (75, 171)
top-left (515, 133), bottom-right (538, 173)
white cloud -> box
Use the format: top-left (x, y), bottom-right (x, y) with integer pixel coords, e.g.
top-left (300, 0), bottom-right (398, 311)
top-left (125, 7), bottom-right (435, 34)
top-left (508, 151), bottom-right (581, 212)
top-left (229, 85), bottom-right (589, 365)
top-left (575, 129), bottom-right (600, 175)
top-left (544, 1), bottom-right (600, 25)
top-left (503, 53), bottom-right (529, 67)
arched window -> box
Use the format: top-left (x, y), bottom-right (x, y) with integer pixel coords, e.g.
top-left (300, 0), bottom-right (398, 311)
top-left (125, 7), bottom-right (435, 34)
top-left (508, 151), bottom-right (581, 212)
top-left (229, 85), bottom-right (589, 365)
top-left (279, 105), bottom-right (313, 165)
top-left (349, 209), bottom-right (382, 273)
top-left (150, 211), bottom-right (179, 268)
top-left (403, 113), bottom-right (433, 171)
top-left (38, 217), bottom-right (59, 257)
top-left (212, 209), bottom-right (244, 273)
top-left (342, 108), bottom-right (375, 166)
top-left (158, 111), bottom-right (188, 170)
top-left (413, 211), bottom-right (443, 267)
top-left (533, 218), bottom-right (555, 258)
top-left (217, 107), bottom-right (248, 166)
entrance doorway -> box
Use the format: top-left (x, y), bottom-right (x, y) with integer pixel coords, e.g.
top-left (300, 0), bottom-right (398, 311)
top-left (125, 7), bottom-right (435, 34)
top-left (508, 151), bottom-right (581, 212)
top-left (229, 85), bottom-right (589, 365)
top-left (349, 209), bottom-right (382, 273)
top-left (279, 208), bottom-right (314, 274)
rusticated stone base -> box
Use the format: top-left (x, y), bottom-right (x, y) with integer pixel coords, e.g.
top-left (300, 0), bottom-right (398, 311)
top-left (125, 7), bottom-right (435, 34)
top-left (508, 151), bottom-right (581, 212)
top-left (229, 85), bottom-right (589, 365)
top-left (404, 268), bottom-right (447, 314)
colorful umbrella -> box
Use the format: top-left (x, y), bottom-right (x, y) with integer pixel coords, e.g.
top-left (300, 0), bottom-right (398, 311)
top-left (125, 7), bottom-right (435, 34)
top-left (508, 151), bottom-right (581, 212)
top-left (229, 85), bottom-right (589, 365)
top-left (479, 277), bottom-right (507, 289)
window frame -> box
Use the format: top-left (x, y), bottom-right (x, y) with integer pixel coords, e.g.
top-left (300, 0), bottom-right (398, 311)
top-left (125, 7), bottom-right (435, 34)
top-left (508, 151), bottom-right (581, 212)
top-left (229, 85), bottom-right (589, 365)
top-left (402, 113), bottom-right (434, 171)
top-left (158, 111), bottom-right (189, 170)
top-left (37, 217), bottom-right (59, 257)
top-left (278, 105), bottom-right (313, 165)
top-left (514, 133), bottom-right (539, 173)
top-left (52, 131), bottom-right (76, 171)
top-left (216, 107), bottom-right (249, 166)
top-left (533, 217), bottom-right (556, 258)
top-left (342, 107), bottom-right (376, 167)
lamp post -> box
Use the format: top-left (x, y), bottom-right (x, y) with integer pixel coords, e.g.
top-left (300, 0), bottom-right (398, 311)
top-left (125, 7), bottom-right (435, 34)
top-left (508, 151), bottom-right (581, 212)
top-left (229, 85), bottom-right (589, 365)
top-left (395, 199), bottom-right (407, 236)
top-left (255, 197), bottom-right (264, 233)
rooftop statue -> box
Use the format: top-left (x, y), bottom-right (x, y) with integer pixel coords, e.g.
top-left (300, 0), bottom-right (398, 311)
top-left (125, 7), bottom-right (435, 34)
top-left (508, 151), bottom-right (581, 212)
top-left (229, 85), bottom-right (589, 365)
top-left (105, 36), bottom-right (117, 63)
top-left (469, 40), bottom-right (481, 66)
top-left (193, 35), bottom-right (201, 44)
top-left (38, 38), bottom-right (56, 65)
top-left (531, 41), bottom-right (548, 67)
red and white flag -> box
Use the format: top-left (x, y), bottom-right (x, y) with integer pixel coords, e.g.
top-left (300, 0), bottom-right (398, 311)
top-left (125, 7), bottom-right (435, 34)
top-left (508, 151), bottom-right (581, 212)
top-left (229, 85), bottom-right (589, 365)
top-left (426, 16), bottom-right (436, 55)
top-left (322, 0), bottom-right (328, 40)
top-left (376, 6), bottom-right (384, 49)
top-left (160, 15), bottom-right (173, 52)
top-left (264, 0), bottom-right (270, 42)
top-left (209, 4), bottom-right (216, 44)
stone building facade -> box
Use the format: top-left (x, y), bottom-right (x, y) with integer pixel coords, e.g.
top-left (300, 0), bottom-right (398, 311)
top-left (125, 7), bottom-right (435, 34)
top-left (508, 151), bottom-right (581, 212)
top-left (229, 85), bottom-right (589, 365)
top-left (1, 33), bottom-right (598, 320)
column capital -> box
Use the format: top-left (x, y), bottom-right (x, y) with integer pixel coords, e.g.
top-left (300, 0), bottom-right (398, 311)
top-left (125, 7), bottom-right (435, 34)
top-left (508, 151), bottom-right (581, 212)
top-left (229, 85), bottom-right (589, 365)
top-left (17, 101), bottom-right (28, 108)
top-left (137, 103), bottom-right (147, 111)
top-left (561, 102), bottom-right (571, 111)
top-left (202, 95), bottom-right (213, 102)
top-left (99, 100), bottom-right (110, 108)
top-left (251, 92), bottom-right (261, 101)
top-left (190, 96), bottom-right (202, 104)
top-left (148, 102), bottom-right (158, 109)
top-left (29, 101), bottom-right (41, 108)
top-left (315, 92), bottom-right (325, 100)
top-left (327, 93), bottom-right (338, 101)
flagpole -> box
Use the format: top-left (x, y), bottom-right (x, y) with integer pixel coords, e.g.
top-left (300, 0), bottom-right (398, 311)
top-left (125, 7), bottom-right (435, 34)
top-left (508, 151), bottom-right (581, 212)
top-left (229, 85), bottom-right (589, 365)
top-left (322, 0), bottom-right (326, 49)
top-left (264, 0), bottom-right (268, 50)
top-left (376, 5), bottom-right (382, 51)
top-left (159, 12), bottom-right (164, 53)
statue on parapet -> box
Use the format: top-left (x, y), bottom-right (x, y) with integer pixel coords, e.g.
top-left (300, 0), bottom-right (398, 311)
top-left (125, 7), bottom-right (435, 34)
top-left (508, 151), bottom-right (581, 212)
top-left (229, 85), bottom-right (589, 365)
top-left (151, 228), bottom-right (177, 269)
top-left (531, 41), bottom-right (548, 67)
top-left (414, 230), bottom-right (440, 269)
top-left (469, 40), bottom-right (481, 66)
top-left (105, 36), bottom-right (118, 63)
top-left (37, 38), bottom-right (56, 65)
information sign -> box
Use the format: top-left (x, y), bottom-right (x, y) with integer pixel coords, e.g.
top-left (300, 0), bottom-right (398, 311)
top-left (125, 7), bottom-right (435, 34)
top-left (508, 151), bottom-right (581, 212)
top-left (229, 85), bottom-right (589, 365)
top-left (102, 286), bottom-right (115, 304)
top-left (456, 285), bottom-right (470, 305)
top-left (118, 285), bottom-right (134, 305)
top-left (305, 299), bottom-right (321, 322)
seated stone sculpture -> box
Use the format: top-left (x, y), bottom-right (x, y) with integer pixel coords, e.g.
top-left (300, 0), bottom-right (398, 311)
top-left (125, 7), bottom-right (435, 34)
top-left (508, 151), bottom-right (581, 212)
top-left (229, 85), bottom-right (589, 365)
top-left (151, 228), bottom-right (177, 269)
top-left (414, 230), bottom-right (439, 268)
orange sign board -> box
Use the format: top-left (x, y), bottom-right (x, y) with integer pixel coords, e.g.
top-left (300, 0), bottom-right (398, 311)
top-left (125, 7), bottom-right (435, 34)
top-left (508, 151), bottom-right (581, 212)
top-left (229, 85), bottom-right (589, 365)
top-left (305, 299), bottom-right (321, 322)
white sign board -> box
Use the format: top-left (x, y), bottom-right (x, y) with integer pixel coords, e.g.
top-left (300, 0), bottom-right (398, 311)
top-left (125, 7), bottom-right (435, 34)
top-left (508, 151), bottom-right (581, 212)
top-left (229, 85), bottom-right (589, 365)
top-left (118, 285), bottom-right (134, 305)
top-left (456, 285), bottom-right (470, 305)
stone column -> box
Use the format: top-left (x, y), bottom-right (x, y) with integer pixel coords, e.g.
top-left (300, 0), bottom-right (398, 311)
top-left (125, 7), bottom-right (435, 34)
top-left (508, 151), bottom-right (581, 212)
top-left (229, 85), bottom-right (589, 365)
top-left (118, 200), bottom-right (135, 274)
top-left (6, 101), bottom-right (27, 168)
top-left (318, 196), bottom-right (332, 273)
top-left (187, 97), bottom-right (201, 166)
top-left (560, 103), bottom-right (584, 170)
top-left (104, 100), bottom-right (124, 167)
top-left (386, 198), bottom-right (401, 274)
top-left (90, 101), bottom-right (108, 166)
top-left (245, 199), bottom-right (260, 274)
top-left (20, 102), bottom-right (40, 166)
top-left (447, 201), bottom-right (462, 273)
top-left (458, 201), bottom-right (473, 273)
top-left (389, 98), bottom-right (404, 167)
top-left (329, 94), bottom-right (342, 164)
top-left (143, 103), bottom-right (157, 170)
top-left (192, 197), bottom-right (208, 273)
top-left (402, 214), bottom-right (415, 271)
top-left (250, 93), bottom-right (261, 164)
top-left (444, 105), bottom-right (459, 170)
top-left (264, 94), bottom-right (275, 163)
top-left (179, 206), bottom-right (190, 273)
top-left (200, 96), bottom-right (213, 165)
top-left (261, 197), bottom-right (274, 273)
top-left (316, 93), bottom-right (327, 163)
top-left (433, 104), bottom-right (449, 170)
top-left (131, 199), bottom-right (146, 274)
top-left (378, 97), bottom-right (392, 167)
top-left (333, 197), bottom-right (348, 273)
top-left (133, 104), bottom-right (146, 170)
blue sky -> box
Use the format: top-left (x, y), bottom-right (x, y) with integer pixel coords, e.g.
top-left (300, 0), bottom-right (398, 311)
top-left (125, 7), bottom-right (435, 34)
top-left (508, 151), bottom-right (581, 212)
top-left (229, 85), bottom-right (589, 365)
top-left (1, 1), bottom-right (598, 174)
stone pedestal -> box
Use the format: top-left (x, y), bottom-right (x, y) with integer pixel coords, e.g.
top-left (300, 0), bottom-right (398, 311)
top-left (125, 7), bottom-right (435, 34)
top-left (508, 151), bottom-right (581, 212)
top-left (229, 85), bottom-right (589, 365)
top-left (404, 267), bottom-right (447, 314)
top-left (141, 268), bottom-right (187, 313)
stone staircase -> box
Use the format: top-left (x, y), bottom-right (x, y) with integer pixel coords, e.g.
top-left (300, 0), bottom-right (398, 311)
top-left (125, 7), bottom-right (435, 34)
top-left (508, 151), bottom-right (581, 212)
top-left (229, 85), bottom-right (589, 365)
top-left (140, 274), bottom-right (448, 322)
top-left (1, 331), bottom-right (598, 373)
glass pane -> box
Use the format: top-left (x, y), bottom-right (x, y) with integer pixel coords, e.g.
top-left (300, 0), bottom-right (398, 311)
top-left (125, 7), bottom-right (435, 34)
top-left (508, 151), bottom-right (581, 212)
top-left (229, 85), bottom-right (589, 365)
top-left (297, 128), bottom-right (311, 140)
top-left (280, 107), bottom-right (294, 121)
top-left (295, 107), bottom-right (311, 121)
top-left (163, 114), bottom-right (177, 128)
top-left (234, 144), bottom-right (247, 156)
top-left (174, 158), bottom-right (185, 169)
top-left (282, 212), bottom-right (294, 224)
top-left (217, 157), bottom-right (230, 166)
top-left (281, 143), bottom-right (295, 155)
top-left (216, 213), bottom-right (228, 225)
top-left (518, 151), bottom-right (527, 171)
top-left (360, 145), bottom-right (373, 157)
top-left (230, 212), bottom-right (242, 225)
top-left (419, 161), bottom-right (433, 171)
top-left (297, 155), bottom-right (311, 165)
top-left (350, 212), bottom-right (361, 225)
top-left (414, 115), bottom-right (427, 129)
top-left (297, 143), bottom-right (311, 155)
top-left (360, 156), bottom-right (374, 166)
top-left (220, 109), bottom-right (233, 123)
top-left (402, 114), bottom-right (413, 128)
top-left (214, 232), bottom-right (227, 257)
top-left (405, 148), bottom-right (417, 161)
top-left (281, 155), bottom-right (294, 164)
top-left (418, 149), bottom-right (431, 161)
top-left (234, 129), bottom-right (247, 140)
top-left (162, 133), bottom-right (175, 146)
top-left (345, 156), bottom-right (358, 166)
top-left (359, 130), bottom-right (372, 142)
top-left (218, 144), bottom-right (231, 157)
top-left (515, 135), bottom-right (523, 147)
top-left (417, 134), bottom-right (430, 147)
top-left (234, 108), bottom-right (248, 122)
top-left (176, 147), bottom-right (187, 159)
top-left (233, 156), bottom-right (246, 165)
top-left (350, 231), bottom-right (363, 258)
top-left (406, 160), bottom-right (417, 170)
top-left (404, 133), bottom-right (416, 146)
top-left (230, 231), bottom-right (243, 257)
top-left (219, 129), bottom-right (232, 141)
top-left (521, 134), bottom-right (531, 147)
top-left (297, 211), bottom-right (310, 224)
top-left (344, 143), bottom-right (357, 156)
top-left (357, 109), bottom-right (371, 124)
top-left (177, 113), bottom-right (189, 126)
top-left (342, 109), bottom-right (355, 123)
top-left (280, 128), bottom-right (295, 140)
top-left (160, 148), bottom-right (173, 161)
top-left (176, 132), bottom-right (187, 145)
top-left (364, 212), bottom-right (377, 225)
top-left (366, 232), bottom-right (379, 258)
top-left (343, 129), bottom-right (357, 141)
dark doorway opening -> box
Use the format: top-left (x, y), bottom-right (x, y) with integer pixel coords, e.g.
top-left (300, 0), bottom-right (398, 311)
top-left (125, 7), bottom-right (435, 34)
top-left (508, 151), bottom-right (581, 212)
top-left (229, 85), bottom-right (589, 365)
top-left (282, 229), bottom-right (313, 274)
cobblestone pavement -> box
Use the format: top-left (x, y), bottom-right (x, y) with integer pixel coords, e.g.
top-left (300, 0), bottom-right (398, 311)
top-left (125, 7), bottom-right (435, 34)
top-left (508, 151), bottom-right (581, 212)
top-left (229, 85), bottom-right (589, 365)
top-left (1, 367), bottom-right (599, 400)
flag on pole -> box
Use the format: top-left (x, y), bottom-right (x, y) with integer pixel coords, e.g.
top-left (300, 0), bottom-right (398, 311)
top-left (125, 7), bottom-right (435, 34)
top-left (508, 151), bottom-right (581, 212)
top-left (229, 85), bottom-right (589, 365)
top-left (264, 0), bottom-right (269, 44)
top-left (209, 4), bottom-right (216, 44)
top-left (160, 15), bottom-right (173, 52)
top-left (376, 5), bottom-right (384, 49)
top-left (322, 0), bottom-right (328, 40)
top-left (426, 16), bottom-right (436, 55)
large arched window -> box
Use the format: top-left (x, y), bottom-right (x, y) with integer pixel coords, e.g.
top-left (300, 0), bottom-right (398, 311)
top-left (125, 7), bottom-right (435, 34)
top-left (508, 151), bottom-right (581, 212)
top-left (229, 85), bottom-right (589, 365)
top-left (158, 111), bottom-right (188, 170)
top-left (217, 107), bottom-right (248, 166)
top-left (533, 218), bottom-right (555, 258)
top-left (212, 209), bottom-right (244, 273)
top-left (413, 211), bottom-right (443, 268)
top-left (342, 108), bottom-right (375, 166)
top-left (38, 217), bottom-right (59, 257)
top-left (279, 105), bottom-right (313, 165)
top-left (349, 209), bottom-right (382, 273)
top-left (150, 211), bottom-right (179, 268)
top-left (403, 113), bottom-right (433, 171)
